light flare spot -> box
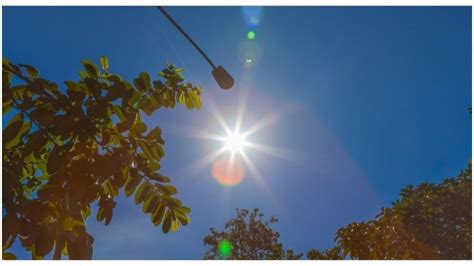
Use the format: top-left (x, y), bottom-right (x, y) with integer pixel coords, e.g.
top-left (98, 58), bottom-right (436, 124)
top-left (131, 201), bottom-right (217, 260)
top-left (247, 31), bottom-right (256, 40)
top-left (218, 239), bottom-right (233, 258)
top-left (212, 155), bottom-right (245, 186)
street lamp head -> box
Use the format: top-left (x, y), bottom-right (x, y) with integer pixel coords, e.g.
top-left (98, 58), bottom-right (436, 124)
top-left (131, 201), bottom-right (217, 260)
top-left (212, 66), bottom-right (234, 90)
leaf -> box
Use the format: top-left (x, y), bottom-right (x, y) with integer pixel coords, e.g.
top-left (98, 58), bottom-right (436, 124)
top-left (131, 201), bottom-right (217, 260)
top-left (149, 145), bottom-right (164, 161)
top-left (162, 210), bottom-right (172, 233)
top-left (106, 74), bottom-right (122, 83)
top-left (111, 105), bottom-right (126, 122)
top-left (156, 184), bottom-right (177, 195)
top-left (175, 211), bottom-right (190, 226)
top-left (152, 205), bottom-right (166, 226)
top-left (63, 217), bottom-right (84, 232)
top-left (192, 89), bottom-right (201, 109)
top-left (22, 131), bottom-right (48, 157)
top-left (3, 252), bottom-right (17, 260)
top-left (171, 218), bottom-right (180, 232)
top-left (3, 113), bottom-right (24, 146)
top-left (103, 180), bottom-right (118, 197)
top-left (3, 100), bottom-right (12, 114)
top-left (134, 182), bottom-right (152, 205)
top-left (146, 127), bottom-right (162, 142)
top-left (143, 195), bottom-right (160, 214)
top-left (81, 59), bottom-right (99, 79)
top-left (117, 112), bottom-right (138, 132)
top-left (64, 81), bottom-right (80, 91)
top-left (35, 229), bottom-right (54, 257)
top-left (149, 173), bottom-right (170, 183)
top-left (147, 161), bottom-right (161, 171)
top-left (100, 56), bottom-right (109, 71)
top-left (105, 86), bottom-right (122, 101)
top-left (19, 64), bottom-right (39, 79)
top-left (137, 140), bottom-right (155, 161)
top-left (174, 206), bottom-right (192, 214)
top-left (124, 173), bottom-right (141, 197)
top-left (133, 74), bottom-right (148, 91)
top-left (140, 72), bottom-right (151, 89)
top-left (47, 145), bottom-right (63, 174)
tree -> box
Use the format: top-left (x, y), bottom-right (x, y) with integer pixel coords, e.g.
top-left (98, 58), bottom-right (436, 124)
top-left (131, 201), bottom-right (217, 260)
top-left (203, 208), bottom-right (303, 260)
top-left (307, 247), bottom-right (343, 260)
top-left (2, 57), bottom-right (202, 259)
top-left (334, 161), bottom-right (472, 259)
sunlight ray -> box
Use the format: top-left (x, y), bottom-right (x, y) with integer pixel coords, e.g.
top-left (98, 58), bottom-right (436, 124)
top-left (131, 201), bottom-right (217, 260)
top-left (235, 84), bottom-right (250, 133)
top-left (242, 111), bottom-right (281, 138)
top-left (179, 146), bottom-right (227, 177)
top-left (204, 95), bottom-right (232, 135)
top-left (240, 151), bottom-right (278, 205)
top-left (182, 128), bottom-right (227, 142)
top-left (244, 141), bottom-right (304, 165)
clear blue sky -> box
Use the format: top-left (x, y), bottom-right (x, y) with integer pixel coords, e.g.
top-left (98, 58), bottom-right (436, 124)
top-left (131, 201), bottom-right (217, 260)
top-left (3, 6), bottom-right (471, 259)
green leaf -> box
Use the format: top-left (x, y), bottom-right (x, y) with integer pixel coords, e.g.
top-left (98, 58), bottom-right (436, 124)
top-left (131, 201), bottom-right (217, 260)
top-left (192, 89), bottom-right (201, 109)
top-left (149, 173), bottom-right (170, 183)
top-left (100, 56), bottom-right (109, 71)
top-left (134, 182), bottom-right (152, 205)
top-left (111, 105), bottom-right (126, 122)
top-left (137, 140), bottom-right (155, 161)
top-left (174, 206), bottom-right (192, 214)
top-left (147, 161), bottom-right (161, 171)
top-left (81, 59), bottom-right (99, 79)
top-left (175, 211), bottom-right (190, 226)
top-left (22, 131), bottom-right (48, 157)
top-left (143, 195), bottom-right (160, 214)
top-left (105, 86), bottom-right (122, 101)
top-left (140, 72), bottom-right (151, 89)
top-left (106, 74), bottom-right (122, 83)
top-left (3, 100), bottom-right (12, 114)
top-left (152, 205), bottom-right (166, 226)
top-left (146, 127), bottom-right (162, 142)
top-left (117, 112), bottom-right (138, 132)
top-left (124, 173), bottom-right (141, 197)
top-left (64, 81), bottom-right (80, 92)
top-left (156, 184), bottom-right (177, 195)
top-left (47, 145), bottom-right (63, 174)
top-left (35, 230), bottom-right (54, 257)
top-left (162, 210), bottom-right (172, 233)
top-left (3, 113), bottom-right (24, 146)
top-left (103, 180), bottom-right (118, 197)
top-left (19, 64), bottom-right (39, 79)
top-left (3, 252), bottom-right (17, 260)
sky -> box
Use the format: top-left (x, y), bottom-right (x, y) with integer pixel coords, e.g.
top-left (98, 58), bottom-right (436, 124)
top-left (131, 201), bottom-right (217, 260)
top-left (2, 6), bottom-right (472, 259)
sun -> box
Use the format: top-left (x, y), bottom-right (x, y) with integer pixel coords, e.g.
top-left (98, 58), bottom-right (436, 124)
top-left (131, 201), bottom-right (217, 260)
top-left (223, 130), bottom-right (247, 154)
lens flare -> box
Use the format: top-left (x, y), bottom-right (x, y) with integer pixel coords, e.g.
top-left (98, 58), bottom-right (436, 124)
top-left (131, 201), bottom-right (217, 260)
top-left (212, 154), bottom-right (245, 186)
top-left (218, 240), bottom-right (233, 258)
top-left (247, 31), bottom-right (256, 40)
top-left (241, 7), bottom-right (264, 27)
top-left (224, 130), bottom-right (247, 153)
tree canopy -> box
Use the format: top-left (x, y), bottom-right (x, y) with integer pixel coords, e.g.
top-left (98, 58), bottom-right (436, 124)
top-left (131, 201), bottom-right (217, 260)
top-left (205, 162), bottom-right (471, 260)
top-left (2, 57), bottom-right (202, 259)
top-left (334, 161), bottom-right (472, 259)
top-left (203, 208), bottom-right (303, 260)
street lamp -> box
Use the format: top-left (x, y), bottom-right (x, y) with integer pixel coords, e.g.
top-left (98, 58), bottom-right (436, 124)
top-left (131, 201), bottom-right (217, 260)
top-left (157, 7), bottom-right (234, 90)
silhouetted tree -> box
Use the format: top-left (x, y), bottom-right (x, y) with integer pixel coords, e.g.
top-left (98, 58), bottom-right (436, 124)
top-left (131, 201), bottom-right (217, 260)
top-left (334, 161), bottom-right (472, 259)
top-left (203, 208), bottom-right (303, 260)
top-left (307, 247), bottom-right (344, 260)
top-left (2, 57), bottom-right (202, 259)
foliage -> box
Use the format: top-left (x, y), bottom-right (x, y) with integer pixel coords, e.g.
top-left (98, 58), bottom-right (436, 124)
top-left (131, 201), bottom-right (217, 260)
top-left (2, 57), bottom-right (202, 259)
top-left (334, 161), bottom-right (472, 259)
top-left (307, 247), bottom-right (343, 260)
top-left (203, 208), bottom-right (303, 260)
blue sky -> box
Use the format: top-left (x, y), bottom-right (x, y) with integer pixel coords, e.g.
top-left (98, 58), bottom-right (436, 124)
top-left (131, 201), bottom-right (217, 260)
top-left (3, 6), bottom-right (471, 259)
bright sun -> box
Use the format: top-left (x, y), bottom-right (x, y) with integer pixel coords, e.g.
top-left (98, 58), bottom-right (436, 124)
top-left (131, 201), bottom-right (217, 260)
top-left (223, 131), bottom-right (247, 154)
